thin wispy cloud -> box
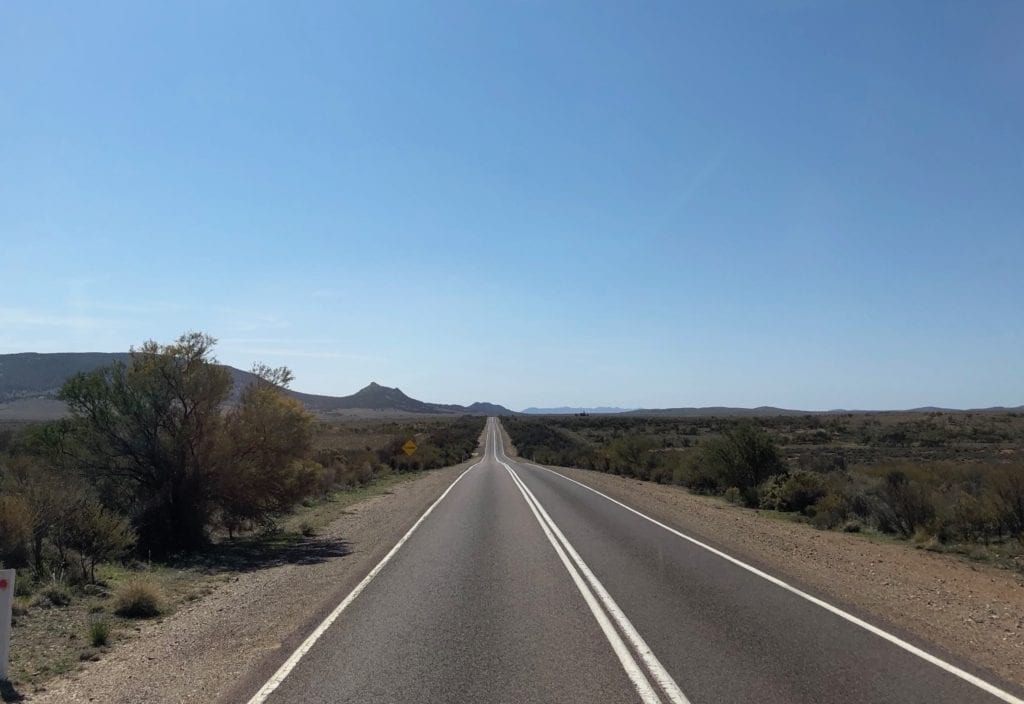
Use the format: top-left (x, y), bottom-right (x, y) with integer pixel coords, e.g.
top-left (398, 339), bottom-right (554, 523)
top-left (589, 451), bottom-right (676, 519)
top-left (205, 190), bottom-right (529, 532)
top-left (217, 337), bottom-right (386, 364)
top-left (67, 301), bottom-right (188, 315)
top-left (310, 289), bottom-right (345, 300)
top-left (227, 348), bottom-right (387, 362)
top-left (0, 306), bottom-right (104, 330)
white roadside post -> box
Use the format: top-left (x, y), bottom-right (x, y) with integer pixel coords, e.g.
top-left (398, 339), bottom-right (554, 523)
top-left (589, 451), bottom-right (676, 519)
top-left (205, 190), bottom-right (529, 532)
top-left (0, 568), bottom-right (13, 681)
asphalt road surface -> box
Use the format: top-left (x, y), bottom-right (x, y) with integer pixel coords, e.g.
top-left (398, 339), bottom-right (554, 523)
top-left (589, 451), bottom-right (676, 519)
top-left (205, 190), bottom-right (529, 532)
top-left (247, 418), bottom-right (1022, 704)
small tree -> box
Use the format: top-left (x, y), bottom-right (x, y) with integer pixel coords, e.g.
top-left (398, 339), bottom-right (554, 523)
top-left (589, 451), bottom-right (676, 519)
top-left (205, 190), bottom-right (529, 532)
top-left (2, 455), bottom-right (83, 575)
top-left (65, 498), bottom-right (136, 582)
top-left (700, 424), bottom-right (785, 503)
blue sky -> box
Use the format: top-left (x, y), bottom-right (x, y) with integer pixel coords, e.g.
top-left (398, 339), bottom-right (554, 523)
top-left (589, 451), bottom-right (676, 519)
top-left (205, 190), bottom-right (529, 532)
top-left (2, 1), bottom-right (1022, 410)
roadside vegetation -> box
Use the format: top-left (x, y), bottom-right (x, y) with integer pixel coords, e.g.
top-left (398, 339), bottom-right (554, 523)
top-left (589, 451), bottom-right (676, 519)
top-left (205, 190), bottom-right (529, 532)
top-left (0, 332), bottom-right (485, 694)
top-left (503, 413), bottom-right (1024, 569)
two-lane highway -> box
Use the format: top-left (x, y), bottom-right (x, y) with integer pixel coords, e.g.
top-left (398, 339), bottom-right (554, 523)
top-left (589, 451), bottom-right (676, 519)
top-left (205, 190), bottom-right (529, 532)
top-left (246, 418), bottom-right (1022, 704)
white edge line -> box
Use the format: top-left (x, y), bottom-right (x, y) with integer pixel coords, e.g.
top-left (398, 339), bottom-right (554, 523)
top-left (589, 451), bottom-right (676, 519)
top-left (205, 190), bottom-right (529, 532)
top-left (515, 455), bottom-right (1024, 704)
top-left (245, 457), bottom-right (483, 704)
top-left (499, 450), bottom-right (663, 704)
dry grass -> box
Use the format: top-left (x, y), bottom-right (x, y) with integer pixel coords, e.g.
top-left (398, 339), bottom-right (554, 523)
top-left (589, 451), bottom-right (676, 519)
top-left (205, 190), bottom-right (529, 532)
top-left (113, 579), bottom-right (163, 618)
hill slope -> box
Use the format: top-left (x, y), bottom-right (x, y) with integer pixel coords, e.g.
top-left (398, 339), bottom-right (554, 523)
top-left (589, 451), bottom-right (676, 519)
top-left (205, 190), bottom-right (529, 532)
top-left (0, 353), bottom-right (512, 418)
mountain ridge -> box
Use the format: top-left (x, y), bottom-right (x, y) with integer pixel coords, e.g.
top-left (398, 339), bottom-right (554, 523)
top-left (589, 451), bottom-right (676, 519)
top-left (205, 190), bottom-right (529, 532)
top-left (0, 352), bottom-right (513, 417)
top-left (521, 406), bottom-right (636, 415)
top-left (2, 353), bottom-right (1019, 420)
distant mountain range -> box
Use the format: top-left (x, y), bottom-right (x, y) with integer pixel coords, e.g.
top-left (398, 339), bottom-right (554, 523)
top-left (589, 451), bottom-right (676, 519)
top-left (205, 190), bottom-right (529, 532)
top-left (0, 353), bottom-right (513, 419)
top-left (520, 406), bottom-right (637, 415)
top-left (619, 405), bottom-right (1024, 417)
top-left (1, 352), bottom-right (1018, 422)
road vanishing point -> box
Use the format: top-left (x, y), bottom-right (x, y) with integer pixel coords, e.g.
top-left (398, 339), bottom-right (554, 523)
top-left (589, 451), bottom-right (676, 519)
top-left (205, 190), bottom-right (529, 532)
top-left (243, 418), bottom-right (1023, 704)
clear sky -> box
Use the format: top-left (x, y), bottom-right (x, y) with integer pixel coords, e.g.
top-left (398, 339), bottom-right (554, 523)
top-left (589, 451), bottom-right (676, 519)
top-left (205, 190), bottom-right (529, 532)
top-left (2, 2), bottom-right (1022, 411)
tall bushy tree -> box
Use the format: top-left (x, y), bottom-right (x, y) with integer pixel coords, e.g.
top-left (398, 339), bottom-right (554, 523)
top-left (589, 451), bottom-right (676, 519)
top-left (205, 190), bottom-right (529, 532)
top-left (54, 332), bottom-right (323, 555)
top-left (59, 333), bottom-right (232, 554)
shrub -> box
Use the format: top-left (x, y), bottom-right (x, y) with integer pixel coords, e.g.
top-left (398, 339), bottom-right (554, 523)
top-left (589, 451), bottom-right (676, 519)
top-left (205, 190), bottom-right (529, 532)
top-left (991, 465), bottom-right (1024, 542)
top-left (759, 471), bottom-right (827, 513)
top-left (676, 461), bottom-right (722, 494)
top-left (810, 493), bottom-right (848, 529)
top-left (607, 434), bottom-right (656, 478)
top-left (12, 595), bottom-right (35, 617)
top-left (88, 618), bottom-right (111, 647)
top-left (14, 570), bottom-right (34, 597)
top-left (878, 470), bottom-right (936, 537)
top-left (41, 581), bottom-right (72, 607)
top-left (700, 424), bottom-right (786, 503)
top-left (951, 490), bottom-right (999, 543)
top-left (723, 487), bottom-right (743, 505)
top-left (0, 494), bottom-right (33, 568)
top-left (65, 498), bottom-right (136, 583)
top-left (114, 578), bottom-right (163, 618)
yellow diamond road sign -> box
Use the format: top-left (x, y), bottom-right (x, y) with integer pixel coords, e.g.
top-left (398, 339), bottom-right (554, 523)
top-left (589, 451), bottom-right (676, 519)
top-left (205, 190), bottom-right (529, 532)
top-left (402, 439), bottom-right (417, 456)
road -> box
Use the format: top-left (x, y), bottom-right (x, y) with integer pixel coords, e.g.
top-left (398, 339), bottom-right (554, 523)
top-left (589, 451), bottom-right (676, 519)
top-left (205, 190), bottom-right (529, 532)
top-left (246, 418), bottom-right (1022, 704)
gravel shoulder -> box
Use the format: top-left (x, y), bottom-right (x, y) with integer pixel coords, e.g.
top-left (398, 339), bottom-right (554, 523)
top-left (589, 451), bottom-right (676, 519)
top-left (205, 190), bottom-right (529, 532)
top-left (536, 461), bottom-right (1024, 689)
top-left (26, 460), bottom-right (474, 704)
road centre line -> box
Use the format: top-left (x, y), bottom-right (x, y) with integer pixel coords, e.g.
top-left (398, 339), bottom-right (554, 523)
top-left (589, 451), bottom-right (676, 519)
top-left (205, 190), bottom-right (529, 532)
top-left (512, 453), bottom-right (1024, 704)
top-left (499, 454), bottom-right (663, 702)
top-left (493, 424), bottom-right (690, 704)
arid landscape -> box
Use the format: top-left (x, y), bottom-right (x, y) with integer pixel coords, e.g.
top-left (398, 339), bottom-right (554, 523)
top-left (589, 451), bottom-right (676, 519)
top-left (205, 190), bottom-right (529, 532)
top-left (2, 347), bottom-right (1022, 702)
top-left (3, 4), bottom-right (1022, 702)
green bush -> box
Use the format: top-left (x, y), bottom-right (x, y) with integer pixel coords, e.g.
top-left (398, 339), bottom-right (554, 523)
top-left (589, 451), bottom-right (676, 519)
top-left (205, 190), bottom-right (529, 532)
top-left (700, 424), bottom-right (786, 504)
top-left (759, 470), bottom-right (827, 513)
top-left (607, 434), bottom-right (656, 478)
top-left (114, 578), bottom-right (163, 618)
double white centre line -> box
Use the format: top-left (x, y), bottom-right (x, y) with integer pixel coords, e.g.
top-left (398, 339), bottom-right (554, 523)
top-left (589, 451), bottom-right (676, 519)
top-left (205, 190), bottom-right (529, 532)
top-left (488, 421), bottom-right (690, 704)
